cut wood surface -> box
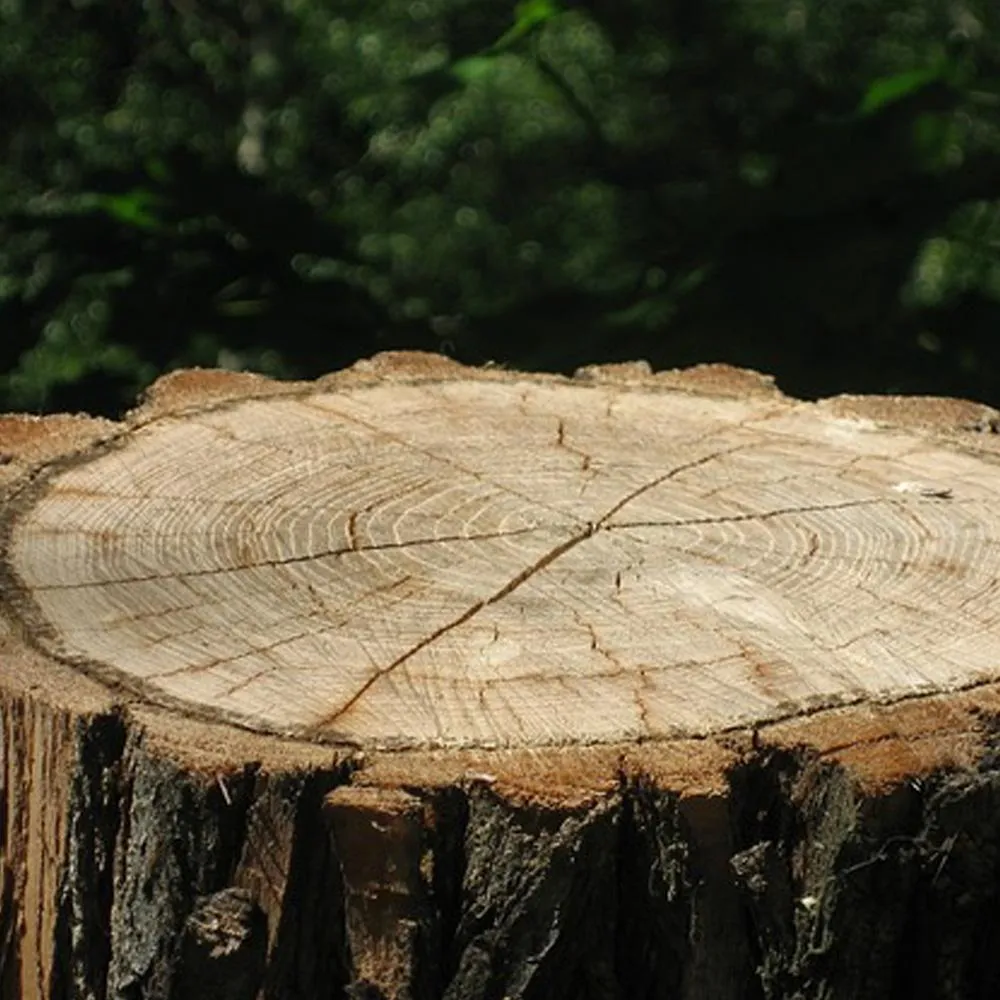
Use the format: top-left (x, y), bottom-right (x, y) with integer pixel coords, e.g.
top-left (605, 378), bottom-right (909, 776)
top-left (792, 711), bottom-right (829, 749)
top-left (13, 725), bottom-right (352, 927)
top-left (4, 352), bottom-right (1000, 1000)
top-left (6, 352), bottom-right (1000, 749)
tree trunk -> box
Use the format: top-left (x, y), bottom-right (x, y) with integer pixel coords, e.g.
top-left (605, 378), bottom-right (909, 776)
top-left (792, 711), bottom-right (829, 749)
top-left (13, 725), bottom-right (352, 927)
top-left (3, 351), bottom-right (1000, 1000)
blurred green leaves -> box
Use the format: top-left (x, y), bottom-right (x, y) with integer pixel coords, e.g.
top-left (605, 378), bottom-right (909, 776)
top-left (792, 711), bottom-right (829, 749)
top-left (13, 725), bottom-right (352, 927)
top-left (415, 0), bottom-right (565, 97)
top-left (1, 0), bottom-right (1000, 415)
top-left (493, 0), bottom-right (564, 50)
top-left (858, 63), bottom-right (951, 117)
top-left (90, 189), bottom-right (166, 232)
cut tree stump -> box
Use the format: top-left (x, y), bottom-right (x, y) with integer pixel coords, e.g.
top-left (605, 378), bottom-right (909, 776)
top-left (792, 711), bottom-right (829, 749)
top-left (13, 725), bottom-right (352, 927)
top-left (4, 352), bottom-right (1000, 1000)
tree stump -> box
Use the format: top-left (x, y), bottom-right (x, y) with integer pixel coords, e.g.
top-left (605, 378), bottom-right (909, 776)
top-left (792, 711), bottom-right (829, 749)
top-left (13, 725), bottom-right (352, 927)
top-left (4, 352), bottom-right (1000, 1000)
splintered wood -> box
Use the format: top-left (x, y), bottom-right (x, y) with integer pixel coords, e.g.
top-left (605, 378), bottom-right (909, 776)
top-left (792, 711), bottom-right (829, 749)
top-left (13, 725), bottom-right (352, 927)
top-left (5, 354), bottom-right (1000, 750)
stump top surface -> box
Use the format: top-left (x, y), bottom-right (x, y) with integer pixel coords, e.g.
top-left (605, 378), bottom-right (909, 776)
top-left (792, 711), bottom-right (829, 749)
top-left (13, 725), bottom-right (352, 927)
top-left (5, 354), bottom-right (1000, 749)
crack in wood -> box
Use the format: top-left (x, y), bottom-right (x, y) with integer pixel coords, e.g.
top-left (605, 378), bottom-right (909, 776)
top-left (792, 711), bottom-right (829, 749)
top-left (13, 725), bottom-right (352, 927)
top-left (310, 527), bottom-right (594, 731)
top-left (310, 444), bottom-right (795, 731)
top-left (10, 374), bottom-right (1000, 751)
top-left (610, 495), bottom-right (886, 531)
top-left (24, 525), bottom-right (542, 591)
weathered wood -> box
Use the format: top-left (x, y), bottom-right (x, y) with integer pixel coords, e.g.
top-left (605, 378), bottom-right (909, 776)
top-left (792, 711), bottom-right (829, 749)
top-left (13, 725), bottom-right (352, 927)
top-left (3, 352), bottom-right (1000, 999)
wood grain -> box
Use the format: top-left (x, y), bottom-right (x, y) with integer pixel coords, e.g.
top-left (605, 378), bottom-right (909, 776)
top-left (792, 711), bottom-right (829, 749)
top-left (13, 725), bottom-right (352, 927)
top-left (5, 355), bottom-right (1000, 749)
top-left (7, 355), bottom-right (1000, 1000)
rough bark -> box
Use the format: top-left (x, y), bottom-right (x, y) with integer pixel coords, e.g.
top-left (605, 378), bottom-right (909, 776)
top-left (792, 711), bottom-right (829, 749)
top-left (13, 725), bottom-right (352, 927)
top-left (2, 353), bottom-right (1000, 999)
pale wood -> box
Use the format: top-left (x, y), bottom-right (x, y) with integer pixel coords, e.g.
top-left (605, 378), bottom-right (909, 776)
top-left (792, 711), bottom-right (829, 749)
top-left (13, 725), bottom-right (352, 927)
top-left (7, 355), bottom-right (1000, 749)
top-left (4, 353), bottom-right (1000, 1000)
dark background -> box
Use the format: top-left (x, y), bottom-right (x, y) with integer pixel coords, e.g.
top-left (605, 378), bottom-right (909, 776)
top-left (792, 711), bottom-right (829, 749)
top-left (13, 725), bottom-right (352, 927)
top-left (2, 0), bottom-right (999, 417)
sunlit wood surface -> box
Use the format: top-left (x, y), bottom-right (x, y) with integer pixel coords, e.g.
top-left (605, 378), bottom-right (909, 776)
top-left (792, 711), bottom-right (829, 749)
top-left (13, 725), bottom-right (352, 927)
top-left (6, 353), bottom-right (1000, 749)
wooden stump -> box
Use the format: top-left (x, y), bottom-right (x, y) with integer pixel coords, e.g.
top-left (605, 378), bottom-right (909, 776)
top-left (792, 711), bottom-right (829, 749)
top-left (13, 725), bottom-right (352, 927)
top-left (3, 352), bottom-right (1000, 999)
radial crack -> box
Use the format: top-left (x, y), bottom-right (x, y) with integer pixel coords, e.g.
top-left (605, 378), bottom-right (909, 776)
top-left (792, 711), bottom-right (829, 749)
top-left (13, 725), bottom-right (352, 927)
top-left (609, 495), bottom-right (885, 531)
top-left (311, 524), bottom-right (596, 730)
top-left (25, 525), bottom-right (543, 591)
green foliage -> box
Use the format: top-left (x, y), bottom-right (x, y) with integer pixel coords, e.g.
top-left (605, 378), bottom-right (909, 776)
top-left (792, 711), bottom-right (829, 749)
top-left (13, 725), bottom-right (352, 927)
top-left (859, 64), bottom-right (951, 116)
top-left (493, 0), bottom-right (564, 50)
top-left (1, 0), bottom-right (1000, 414)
